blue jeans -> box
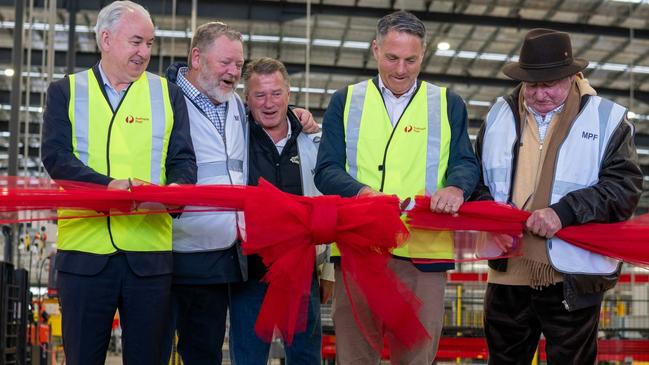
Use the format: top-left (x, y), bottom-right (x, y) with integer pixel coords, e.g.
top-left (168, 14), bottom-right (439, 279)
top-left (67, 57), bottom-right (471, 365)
top-left (229, 276), bottom-right (322, 365)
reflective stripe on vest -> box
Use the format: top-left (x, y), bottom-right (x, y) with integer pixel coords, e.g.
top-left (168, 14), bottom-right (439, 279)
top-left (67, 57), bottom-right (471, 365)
top-left (333, 79), bottom-right (452, 259)
top-left (196, 160), bottom-right (244, 181)
top-left (482, 95), bottom-right (627, 274)
top-left (59, 69), bottom-right (174, 254)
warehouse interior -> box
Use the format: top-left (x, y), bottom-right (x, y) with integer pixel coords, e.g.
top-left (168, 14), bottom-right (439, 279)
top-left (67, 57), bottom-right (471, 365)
top-left (1, 0), bottom-right (649, 364)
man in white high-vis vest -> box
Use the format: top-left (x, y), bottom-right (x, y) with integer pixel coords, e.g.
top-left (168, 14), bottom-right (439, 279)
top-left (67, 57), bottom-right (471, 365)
top-left (473, 28), bottom-right (643, 364)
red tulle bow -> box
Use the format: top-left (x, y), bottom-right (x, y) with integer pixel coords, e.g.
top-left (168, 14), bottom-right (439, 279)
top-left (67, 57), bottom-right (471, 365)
top-left (242, 181), bottom-right (430, 349)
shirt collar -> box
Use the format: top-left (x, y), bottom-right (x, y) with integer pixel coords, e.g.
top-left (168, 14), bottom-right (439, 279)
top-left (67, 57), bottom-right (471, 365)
top-left (377, 75), bottom-right (418, 100)
top-left (525, 102), bottom-right (565, 122)
top-left (177, 67), bottom-right (204, 102)
top-left (263, 117), bottom-right (292, 147)
top-left (177, 66), bottom-right (229, 110)
top-left (98, 62), bottom-right (126, 94)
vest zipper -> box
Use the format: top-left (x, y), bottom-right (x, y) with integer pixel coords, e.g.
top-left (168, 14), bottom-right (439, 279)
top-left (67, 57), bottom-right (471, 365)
top-left (219, 102), bottom-right (241, 249)
top-left (377, 82), bottom-right (420, 192)
top-left (104, 81), bottom-right (133, 252)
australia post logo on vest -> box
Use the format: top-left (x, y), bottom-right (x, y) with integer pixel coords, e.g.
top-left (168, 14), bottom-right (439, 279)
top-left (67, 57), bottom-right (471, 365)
top-left (125, 115), bottom-right (150, 124)
top-left (403, 124), bottom-right (426, 133)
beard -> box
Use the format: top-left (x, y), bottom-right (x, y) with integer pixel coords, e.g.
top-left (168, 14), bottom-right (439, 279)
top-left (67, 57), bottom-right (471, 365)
top-left (196, 67), bottom-right (237, 104)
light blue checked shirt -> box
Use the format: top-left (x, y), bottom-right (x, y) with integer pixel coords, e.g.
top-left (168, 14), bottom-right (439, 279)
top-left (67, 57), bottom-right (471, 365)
top-left (526, 103), bottom-right (565, 143)
top-left (176, 66), bottom-right (227, 139)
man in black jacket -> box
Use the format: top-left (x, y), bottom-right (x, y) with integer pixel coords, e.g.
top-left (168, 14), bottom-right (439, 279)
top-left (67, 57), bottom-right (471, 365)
top-left (41, 1), bottom-right (196, 364)
top-left (228, 57), bottom-right (333, 365)
top-left (473, 28), bottom-right (642, 364)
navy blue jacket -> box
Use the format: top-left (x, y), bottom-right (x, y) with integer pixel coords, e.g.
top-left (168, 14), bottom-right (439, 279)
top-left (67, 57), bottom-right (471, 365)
top-left (42, 64), bottom-right (197, 276)
top-left (314, 78), bottom-right (479, 271)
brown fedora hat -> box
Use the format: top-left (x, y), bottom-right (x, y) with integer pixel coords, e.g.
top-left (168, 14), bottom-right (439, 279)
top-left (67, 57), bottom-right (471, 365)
top-left (502, 28), bottom-right (588, 82)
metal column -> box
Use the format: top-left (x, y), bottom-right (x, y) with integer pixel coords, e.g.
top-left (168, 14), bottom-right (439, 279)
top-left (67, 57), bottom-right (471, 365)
top-left (67, 0), bottom-right (78, 75)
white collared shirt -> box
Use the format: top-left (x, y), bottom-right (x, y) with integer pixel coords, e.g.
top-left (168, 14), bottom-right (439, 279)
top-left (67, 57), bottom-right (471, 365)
top-left (378, 76), bottom-right (418, 127)
top-left (264, 117), bottom-right (292, 154)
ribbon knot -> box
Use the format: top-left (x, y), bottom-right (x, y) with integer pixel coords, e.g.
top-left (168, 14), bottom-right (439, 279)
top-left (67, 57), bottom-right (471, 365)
top-left (310, 195), bottom-right (339, 244)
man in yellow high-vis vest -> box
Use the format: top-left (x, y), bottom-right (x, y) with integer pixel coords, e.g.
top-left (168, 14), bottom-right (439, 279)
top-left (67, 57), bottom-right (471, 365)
top-left (41, 2), bottom-right (196, 364)
top-left (314, 11), bottom-right (479, 365)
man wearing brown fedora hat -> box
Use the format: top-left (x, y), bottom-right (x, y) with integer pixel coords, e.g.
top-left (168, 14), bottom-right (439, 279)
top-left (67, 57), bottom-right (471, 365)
top-left (472, 28), bottom-right (642, 364)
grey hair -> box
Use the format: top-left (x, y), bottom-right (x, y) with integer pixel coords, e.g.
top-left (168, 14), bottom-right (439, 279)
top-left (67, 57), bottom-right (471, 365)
top-left (376, 10), bottom-right (426, 47)
top-left (188, 22), bottom-right (243, 69)
top-left (243, 57), bottom-right (290, 96)
top-left (95, 1), bottom-right (151, 51)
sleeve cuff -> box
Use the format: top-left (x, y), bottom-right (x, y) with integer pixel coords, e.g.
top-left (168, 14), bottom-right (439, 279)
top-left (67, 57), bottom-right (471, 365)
top-left (550, 200), bottom-right (577, 228)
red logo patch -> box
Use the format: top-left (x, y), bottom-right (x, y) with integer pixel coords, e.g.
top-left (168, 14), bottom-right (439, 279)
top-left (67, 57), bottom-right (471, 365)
top-left (125, 115), bottom-right (135, 124)
top-left (403, 124), bottom-right (426, 133)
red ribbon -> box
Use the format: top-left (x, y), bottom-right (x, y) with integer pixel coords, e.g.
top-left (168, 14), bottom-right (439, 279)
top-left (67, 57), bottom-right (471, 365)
top-left (408, 198), bottom-right (649, 267)
top-left (3, 179), bottom-right (648, 347)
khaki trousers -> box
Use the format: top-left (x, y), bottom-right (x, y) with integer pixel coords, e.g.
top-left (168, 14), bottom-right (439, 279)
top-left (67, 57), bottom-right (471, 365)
top-left (332, 258), bottom-right (446, 365)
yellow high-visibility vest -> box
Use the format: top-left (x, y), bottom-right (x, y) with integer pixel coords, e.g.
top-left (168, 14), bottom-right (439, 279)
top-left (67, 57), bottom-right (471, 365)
top-left (333, 79), bottom-right (453, 260)
top-left (57, 69), bottom-right (174, 254)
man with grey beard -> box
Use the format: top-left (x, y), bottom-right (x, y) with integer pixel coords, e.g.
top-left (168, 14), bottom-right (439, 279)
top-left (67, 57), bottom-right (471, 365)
top-left (162, 22), bottom-right (318, 364)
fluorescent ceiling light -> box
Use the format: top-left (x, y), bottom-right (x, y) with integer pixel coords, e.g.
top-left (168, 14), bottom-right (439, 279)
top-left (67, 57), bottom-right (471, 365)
top-left (313, 39), bottom-right (342, 47)
top-left (250, 35), bottom-right (280, 42)
top-left (478, 53), bottom-right (509, 62)
top-left (280, 37), bottom-right (306, 45)
top-left (468, 100), bottom-right (492, 107)
top-left (435, 49), bottom-right (456, 57)
top-left (437, 42), bottom-right (450, 51)
top-left (342, 41), bottom-right (370, 49)
top-left (0, 104), bottom-right (43, 113)
top-left (0, 69), bottom-right (65, 80)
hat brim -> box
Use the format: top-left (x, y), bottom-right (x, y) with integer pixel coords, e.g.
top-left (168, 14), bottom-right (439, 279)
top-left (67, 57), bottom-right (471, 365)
top-left (502, 59), bottom-right (588, 82)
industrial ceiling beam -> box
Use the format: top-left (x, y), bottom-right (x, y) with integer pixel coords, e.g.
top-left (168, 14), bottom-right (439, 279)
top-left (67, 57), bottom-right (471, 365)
top-left (1, 0), bottom-right (648, 39)
top-left (282, 62), bottom-right (649, 105)
top-left (1, 47), bottom-right (648, 105)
